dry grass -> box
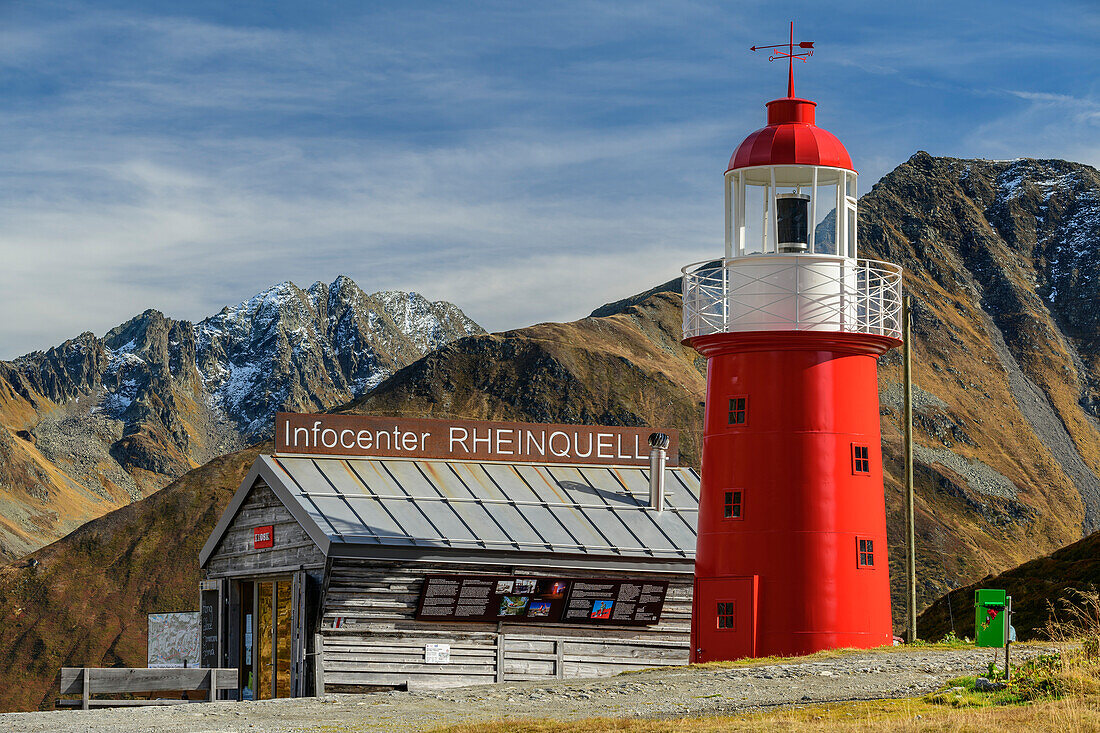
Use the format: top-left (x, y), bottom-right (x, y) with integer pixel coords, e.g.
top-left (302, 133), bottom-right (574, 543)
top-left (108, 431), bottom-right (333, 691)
top-left (1046, 586), bottom-right (1100, 660)
top-left (431, 693), bottom-right (1100, 732)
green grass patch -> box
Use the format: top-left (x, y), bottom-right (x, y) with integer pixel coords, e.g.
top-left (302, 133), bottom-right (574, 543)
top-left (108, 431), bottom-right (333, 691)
top-left (926, 652), bottom-right (1071, 709)
top-left (907, 630), bottom-right (973, 649)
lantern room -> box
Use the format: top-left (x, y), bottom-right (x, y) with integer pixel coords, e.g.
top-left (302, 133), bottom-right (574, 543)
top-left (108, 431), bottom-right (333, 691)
top-left (724, 97), bottom-right (859, 259)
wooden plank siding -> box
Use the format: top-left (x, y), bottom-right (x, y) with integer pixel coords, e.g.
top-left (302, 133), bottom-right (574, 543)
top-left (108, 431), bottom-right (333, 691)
top-left (202, 479), bottom-right (327, 697)
top-left (200, 477), bottom-right (694, 694)
top-left (204, 481), bottom-right (326, 578)
top-left (320, 558), bottom-right (692, 690)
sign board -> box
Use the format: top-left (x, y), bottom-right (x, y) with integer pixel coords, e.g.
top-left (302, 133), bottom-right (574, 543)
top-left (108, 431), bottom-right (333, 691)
top-left (425, 643), bottom-right (450, 664)
top-left (253, 525), bottom-right (274, 549)
top-left (275, 412), bottom-right (679, 467)
top-left (415, 574), bottom-right (668, 626)
top-left (200, 589), bottom-right (219, 668)
top-left (148, 612), bottom-right (200, 668)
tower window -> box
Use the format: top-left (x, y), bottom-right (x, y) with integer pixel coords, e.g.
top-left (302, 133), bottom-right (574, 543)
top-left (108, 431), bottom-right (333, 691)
top-left (858, 538), bottom-right (875, 568)
top-left (852, 444), bottom-right (870, 474)
top-left (728, 396), bottom-right (748, 426)
top-left (717, 601), bottom-right (736, 629)
top-left (723, 490), bottom-right (743, 519)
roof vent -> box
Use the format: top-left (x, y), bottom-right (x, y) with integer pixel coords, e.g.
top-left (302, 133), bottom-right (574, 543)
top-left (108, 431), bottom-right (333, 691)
top-left (648, 433), bottom-right (670, 512)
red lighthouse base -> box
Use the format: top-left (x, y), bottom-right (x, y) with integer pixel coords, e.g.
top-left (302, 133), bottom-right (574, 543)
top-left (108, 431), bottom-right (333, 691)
top-left (688, 330), bottom-right (900, 663)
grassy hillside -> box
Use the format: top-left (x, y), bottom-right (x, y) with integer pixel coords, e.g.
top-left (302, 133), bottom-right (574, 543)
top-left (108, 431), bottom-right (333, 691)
top-left (0, 445), bottom-right (265, 712)
top-left (917, 529), bottom-right (1100, 642)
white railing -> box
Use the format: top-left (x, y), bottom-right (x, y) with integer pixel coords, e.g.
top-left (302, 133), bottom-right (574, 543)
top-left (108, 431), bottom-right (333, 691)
top-left (682, 256), bottom-right (903, 340)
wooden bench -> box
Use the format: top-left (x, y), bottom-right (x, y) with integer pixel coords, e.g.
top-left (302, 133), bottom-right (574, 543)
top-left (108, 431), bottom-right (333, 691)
top-left (58, 667), bottom-right (238, 709)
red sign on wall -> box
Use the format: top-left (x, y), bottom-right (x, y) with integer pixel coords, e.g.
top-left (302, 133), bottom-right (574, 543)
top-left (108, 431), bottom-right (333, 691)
top-left (253, 525), bottom-right (274, 549)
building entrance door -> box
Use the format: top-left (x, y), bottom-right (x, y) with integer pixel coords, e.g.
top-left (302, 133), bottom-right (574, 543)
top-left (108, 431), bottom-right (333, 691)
top-left (692, 576), bottom-right (758, 663)
top-left (239, 579), bottom-right (294, 699)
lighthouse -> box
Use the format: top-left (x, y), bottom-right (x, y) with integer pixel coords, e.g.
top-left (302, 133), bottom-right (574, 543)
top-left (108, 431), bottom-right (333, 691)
top-left (682, 25), bottom-right (903, 662)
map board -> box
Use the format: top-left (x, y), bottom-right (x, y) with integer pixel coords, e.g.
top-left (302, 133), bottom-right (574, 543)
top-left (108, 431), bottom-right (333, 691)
top-left (148, 612), bottom-right (200, 668)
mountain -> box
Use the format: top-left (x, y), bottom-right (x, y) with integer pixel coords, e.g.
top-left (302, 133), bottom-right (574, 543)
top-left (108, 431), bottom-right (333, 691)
top-left (3, 153), bottom-right (1100, 712)
top-left (861, 154), bottom-right (1100, 614)
top-left (916, 529), bottom-right (1100, 642)
top-left (0, 277), bottom-right (483, 560)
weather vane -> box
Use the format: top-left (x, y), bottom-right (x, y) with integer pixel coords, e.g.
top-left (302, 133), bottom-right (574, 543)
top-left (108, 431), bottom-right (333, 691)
top-left (751, 21), bottom-right (814, 99)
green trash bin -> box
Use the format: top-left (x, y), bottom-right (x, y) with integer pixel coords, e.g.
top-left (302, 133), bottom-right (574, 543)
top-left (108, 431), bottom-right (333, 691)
top-left (975, 589), bottom-right (1008, 648)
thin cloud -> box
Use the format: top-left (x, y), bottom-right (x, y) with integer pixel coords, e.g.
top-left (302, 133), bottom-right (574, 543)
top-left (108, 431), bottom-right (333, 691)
top-left (1, 1), bottom-right (1098, 359)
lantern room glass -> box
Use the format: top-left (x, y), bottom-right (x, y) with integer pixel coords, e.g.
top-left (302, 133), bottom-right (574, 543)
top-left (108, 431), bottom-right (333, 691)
top-left (725, 166), bottom-right (857, 259)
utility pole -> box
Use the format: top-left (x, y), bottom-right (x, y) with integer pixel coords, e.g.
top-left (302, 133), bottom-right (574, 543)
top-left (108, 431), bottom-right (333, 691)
top-left (903, 295), bottom-right (917, 643)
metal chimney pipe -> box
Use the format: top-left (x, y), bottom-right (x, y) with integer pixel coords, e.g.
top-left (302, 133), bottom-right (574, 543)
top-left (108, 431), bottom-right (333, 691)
top-left (648, 433), bottom-right (670, 512)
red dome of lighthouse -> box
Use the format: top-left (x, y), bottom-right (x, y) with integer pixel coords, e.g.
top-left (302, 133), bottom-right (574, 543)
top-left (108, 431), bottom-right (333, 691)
top-left (727, 97), bottom-right (854, 173)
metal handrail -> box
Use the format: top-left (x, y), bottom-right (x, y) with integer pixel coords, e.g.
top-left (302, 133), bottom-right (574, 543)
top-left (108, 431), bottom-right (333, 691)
top-left (681, 256), bottom-right (903, 340)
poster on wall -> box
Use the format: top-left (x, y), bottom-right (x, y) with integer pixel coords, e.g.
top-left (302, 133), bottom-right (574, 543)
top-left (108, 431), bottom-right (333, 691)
top-left (415, 575), bottom-right (667, 626)
top-left (148, 612), bottom-right (201, 668)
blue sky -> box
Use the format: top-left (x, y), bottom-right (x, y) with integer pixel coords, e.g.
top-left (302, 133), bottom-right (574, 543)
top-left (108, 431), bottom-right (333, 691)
top-left (1, 0), bottom-right (1099, 359)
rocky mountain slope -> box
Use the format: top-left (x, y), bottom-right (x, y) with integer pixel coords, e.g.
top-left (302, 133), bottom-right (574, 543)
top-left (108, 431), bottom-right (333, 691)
top-left (862, 154), bottom-right (1100, 614)
top-left (2, 153), bottom-right (1100, 711)
top-left (0, 277), bottom-right (482, 560)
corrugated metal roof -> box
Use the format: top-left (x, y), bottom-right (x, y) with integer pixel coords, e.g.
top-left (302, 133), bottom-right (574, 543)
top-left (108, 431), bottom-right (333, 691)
top-left (201, 454), bottom-right (699, 565)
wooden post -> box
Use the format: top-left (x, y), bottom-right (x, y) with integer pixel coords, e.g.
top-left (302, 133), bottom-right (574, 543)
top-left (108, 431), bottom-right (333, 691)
top-left (271, 586), bottom-right (278, 699)
top-left (903, 295), bottom-right (917, 643)
top-left (209, 668), bottom-right (217, 703)
top-left (313, 634), bottom-right (325, 696)
top-left (82, 668), bottom-right (90, 711)
top-left (495, 633), bottom-right (505, 683)
top-left (290, 572), bottom-right (301, 698)
top-left (555, 639), bottom-right (564, 680)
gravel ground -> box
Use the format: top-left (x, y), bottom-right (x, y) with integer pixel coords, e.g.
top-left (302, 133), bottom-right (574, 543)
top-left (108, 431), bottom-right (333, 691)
top-left (0, 645), bottom-right (1055, 733)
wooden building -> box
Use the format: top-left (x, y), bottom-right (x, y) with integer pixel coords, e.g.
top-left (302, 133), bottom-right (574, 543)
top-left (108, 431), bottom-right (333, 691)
top-left (198, 414), bottom-right (699, 699)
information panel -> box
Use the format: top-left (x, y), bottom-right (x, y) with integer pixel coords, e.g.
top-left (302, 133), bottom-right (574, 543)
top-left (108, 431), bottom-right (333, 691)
top-left (415, 574), bottom-right (667, 626)
top-left (561, 580), bottom-right (669, 624)
top-left (416, 575), bottom-right (570, 623)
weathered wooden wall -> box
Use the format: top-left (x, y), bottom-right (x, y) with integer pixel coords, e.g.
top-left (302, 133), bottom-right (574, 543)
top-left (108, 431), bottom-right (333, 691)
top-left (204, 481), bottom-right (326, 578)
top-left (320, 558), bottom-right (692, 690)
top-left (202, 480), bottom-right (326, 697)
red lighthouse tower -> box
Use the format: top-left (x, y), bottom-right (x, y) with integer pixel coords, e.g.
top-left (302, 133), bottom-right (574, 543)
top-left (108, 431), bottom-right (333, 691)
top-left (684, 27), bottom-right (903, 662)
